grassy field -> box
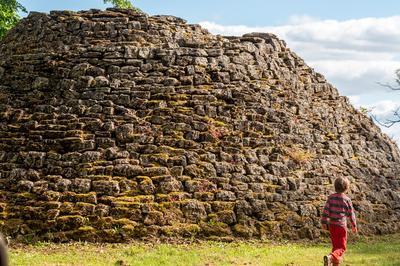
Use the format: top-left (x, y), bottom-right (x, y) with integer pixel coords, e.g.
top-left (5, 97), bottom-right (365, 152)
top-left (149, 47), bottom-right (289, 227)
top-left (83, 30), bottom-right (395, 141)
top-left (9, 234), bottom-right (400, 266)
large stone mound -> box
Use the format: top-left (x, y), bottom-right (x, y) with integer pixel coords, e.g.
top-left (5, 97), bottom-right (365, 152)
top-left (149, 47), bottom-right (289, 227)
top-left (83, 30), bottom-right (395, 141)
top-left (0, 8), bottom-right (399, 242)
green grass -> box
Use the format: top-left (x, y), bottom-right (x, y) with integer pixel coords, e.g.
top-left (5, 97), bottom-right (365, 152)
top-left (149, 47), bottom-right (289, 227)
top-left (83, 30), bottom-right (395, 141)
top-left (9, 234), bottom-right (400, 266)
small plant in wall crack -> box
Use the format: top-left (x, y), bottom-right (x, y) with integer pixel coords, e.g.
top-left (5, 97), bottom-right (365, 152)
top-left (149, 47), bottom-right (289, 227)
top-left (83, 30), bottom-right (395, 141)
top-left (208, 124), bottom-right (229, 139)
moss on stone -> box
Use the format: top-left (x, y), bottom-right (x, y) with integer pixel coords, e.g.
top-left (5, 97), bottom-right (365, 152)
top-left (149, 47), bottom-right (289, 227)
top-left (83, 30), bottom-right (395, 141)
top-left (16, 192), bottom-right (37, 200)
top-left (162, 223), bottom-right (200, 237)
top-left (56, 215), bottom-right (88, 230)
top-left (233, 224), bottom-right (253, 238)
top-left (77, 225), bottom-right (96, 232)
top-left (200, 221), bottom-right (231, 237)
top-left (75, 192), bottom-right (97, 204)
top-left (87, 175), bottom-right (112, 181)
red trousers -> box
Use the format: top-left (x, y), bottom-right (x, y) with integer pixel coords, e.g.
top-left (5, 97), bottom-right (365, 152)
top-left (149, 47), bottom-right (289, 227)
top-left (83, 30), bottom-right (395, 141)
top-left (329, 225), bottom-right (347, 264)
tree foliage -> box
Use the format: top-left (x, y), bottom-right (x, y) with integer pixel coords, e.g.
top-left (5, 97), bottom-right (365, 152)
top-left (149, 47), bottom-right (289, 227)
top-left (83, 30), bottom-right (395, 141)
top-left (0, 0), bottom-right (27, 39)
top-left (103, 0), bottom-right (134, 9)
top-left (104, 0), bottom-right (140, 12)
top-left (0, 0), bottom-right (137, 40)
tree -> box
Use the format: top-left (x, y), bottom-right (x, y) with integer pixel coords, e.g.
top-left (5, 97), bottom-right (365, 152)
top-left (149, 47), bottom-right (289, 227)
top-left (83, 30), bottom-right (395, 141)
top-left (0, 0), bottom-right (137, 39)
top-left (378, 69), bottom-right (400, 92)
top-left (374, 70), bottom-right (400, 127)
top-left (103, 0), bottom-right (141, 12)
top-left (0, 0), bottom-right (27, 39)
top-left (103, 0), bottom-right (134, 9)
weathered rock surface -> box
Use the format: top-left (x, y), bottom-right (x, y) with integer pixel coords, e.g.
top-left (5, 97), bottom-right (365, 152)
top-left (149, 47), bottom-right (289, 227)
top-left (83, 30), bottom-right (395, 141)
top-left (0, 8), bottom-right (399, 242)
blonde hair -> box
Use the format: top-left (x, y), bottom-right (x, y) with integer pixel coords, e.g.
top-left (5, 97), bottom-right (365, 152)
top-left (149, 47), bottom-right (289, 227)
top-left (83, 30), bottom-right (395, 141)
top-left (334, 176), bottom-right (350, 193)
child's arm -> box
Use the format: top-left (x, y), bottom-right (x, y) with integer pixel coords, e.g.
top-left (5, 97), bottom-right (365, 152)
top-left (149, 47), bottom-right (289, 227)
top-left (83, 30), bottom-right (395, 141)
top-left (321, 199), bottom-right (330, 230)
top-left (347, 199), bottom-right (357, 233)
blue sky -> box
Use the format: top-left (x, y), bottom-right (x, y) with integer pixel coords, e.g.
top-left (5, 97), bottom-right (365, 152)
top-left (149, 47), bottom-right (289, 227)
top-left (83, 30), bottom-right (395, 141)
top-left (18, 0), bottom-right (400, 142)
top-left (19, 0), bottom-right (400, 26)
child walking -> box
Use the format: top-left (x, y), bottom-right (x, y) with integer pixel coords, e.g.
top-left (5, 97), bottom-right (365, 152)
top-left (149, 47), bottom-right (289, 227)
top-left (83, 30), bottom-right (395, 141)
top-left (321, 176), bottom-right (357, 266)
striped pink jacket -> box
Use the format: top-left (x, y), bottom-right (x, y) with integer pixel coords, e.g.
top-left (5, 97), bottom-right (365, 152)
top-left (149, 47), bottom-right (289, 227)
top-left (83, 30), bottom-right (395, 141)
top-left (321, 193), bottom-right (357, 228)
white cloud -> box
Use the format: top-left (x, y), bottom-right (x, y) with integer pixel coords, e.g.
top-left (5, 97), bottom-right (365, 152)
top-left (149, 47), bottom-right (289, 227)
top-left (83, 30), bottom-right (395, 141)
top-left (310, 60), bottom-right (396, 81)
top-left (352, 100), bottom-right (400, 145)
top-left (286, 15), bottom-right (319, 25)
top-left (201, 16), bottom-right (400, 51)
top-left (384, 125), bottom-right (400, 144)
top-left (200, 16), bottom-right (400, 95)
top-left (200, 16), bottom-right (400, 144)
top-left (364, 100), bottom-right (400, 116)
top-left (348, 95), bottom-right (361, 106)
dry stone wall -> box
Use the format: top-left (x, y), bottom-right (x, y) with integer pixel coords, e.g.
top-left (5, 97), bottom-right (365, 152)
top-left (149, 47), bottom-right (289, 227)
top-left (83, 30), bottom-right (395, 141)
top-left (0, 8), bottom-right (399, 242)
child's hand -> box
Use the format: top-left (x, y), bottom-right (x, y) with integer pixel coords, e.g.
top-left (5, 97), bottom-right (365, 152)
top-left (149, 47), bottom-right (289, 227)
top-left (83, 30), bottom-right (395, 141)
top-left (352, 226), bottom-right (358, 234)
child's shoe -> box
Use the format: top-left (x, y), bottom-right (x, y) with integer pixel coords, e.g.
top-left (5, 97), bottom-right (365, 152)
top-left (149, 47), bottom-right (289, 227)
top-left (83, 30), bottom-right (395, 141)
top-left (323, 254), bottom-right (332, 266)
